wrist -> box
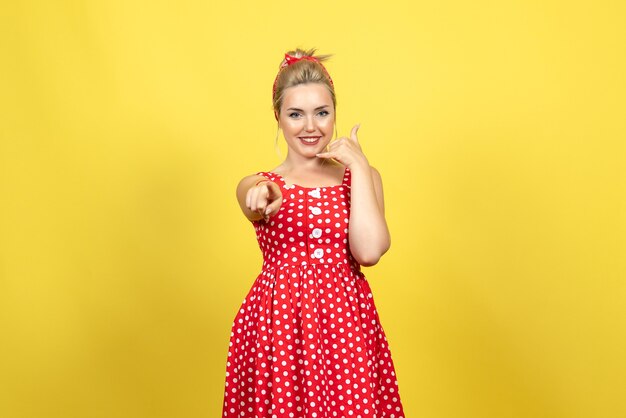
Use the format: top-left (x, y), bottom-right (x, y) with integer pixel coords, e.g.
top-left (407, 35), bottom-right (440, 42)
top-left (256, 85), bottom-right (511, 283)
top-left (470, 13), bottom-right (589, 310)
top-left (349, 159), bottom-right (370, 173)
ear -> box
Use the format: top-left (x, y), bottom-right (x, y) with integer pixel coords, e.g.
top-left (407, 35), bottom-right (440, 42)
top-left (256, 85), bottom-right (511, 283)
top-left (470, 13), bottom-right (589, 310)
top-left (274, 110), bottom-right (279, 121)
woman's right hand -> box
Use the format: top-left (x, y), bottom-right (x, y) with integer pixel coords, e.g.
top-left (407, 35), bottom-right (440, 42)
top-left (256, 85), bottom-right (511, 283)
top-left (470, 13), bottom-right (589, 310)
top-left (246, 180), bottom-right (283, 222)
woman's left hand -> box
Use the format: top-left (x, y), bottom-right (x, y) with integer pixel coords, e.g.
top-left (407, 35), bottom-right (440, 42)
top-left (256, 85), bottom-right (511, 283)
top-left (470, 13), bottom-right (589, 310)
top-left (316, 123), bottom-right (369, 169)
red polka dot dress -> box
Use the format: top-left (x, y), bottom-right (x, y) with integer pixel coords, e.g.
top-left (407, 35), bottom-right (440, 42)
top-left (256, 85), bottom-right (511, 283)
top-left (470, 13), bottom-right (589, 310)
top-left (222, 166), bottom-right (405, 417)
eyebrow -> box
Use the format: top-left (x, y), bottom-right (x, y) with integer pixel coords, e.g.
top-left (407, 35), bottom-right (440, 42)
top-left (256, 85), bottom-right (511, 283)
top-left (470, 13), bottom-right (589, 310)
top-left (286, 105), bottom-right (330, 111)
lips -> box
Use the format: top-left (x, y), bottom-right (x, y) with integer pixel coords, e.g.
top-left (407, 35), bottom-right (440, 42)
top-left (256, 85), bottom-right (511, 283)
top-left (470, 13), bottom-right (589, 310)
top-left (299, 136), bottom-right (321, 145)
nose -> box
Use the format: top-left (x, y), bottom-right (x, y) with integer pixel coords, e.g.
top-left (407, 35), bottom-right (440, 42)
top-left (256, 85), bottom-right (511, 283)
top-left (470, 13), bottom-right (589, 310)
top-left (305, 115), bottom-right (316, 132)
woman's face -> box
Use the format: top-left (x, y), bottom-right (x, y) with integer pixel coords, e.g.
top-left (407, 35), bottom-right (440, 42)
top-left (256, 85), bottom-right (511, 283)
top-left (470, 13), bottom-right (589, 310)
top-left (278, 82), bottom-right (335, 158)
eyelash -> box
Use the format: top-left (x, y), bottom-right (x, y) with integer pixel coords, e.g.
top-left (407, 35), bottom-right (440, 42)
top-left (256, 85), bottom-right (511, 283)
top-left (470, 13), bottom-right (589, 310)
top-left (289, 110), bottom-right (330, 118)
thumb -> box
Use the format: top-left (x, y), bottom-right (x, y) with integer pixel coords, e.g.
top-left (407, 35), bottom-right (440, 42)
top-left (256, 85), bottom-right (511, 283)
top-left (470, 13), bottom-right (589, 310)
top-left (265, 197), bottom-right (281, 215)
top-left (351, 123), bottom-right (361, 141)
top-left (266, 181), bottom-right (282, 199)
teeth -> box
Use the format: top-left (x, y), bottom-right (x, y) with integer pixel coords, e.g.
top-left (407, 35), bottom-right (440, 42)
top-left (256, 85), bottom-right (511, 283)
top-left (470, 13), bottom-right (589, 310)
top-left (301, 137), bottom-right (320, 143)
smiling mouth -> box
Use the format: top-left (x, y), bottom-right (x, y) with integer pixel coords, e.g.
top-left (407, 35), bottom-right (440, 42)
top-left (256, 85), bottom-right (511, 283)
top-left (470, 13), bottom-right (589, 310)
top-left (299, 136), bottom-right (321, 143)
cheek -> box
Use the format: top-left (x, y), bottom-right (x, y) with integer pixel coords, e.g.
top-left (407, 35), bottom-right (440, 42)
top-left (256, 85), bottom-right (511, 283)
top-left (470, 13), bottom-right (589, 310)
top-left (321, 118), bottom-right (334, 130)
top-left (281, 120), bottom-right (300, 132)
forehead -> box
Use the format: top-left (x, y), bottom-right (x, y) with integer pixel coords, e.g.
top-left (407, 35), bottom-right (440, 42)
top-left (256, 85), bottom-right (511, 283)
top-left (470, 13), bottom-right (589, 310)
top-left (282, 83), bottom-right (332, 107)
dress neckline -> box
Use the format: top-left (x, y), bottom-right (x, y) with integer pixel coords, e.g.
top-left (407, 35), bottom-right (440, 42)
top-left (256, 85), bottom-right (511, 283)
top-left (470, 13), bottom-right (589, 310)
top-left (268, 166), bottom-right (349, 189)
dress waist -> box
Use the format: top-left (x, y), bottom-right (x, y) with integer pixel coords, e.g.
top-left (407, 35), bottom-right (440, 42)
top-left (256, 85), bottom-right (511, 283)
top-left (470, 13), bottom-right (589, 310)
top-left (260, 259), bottom-right (364, 278)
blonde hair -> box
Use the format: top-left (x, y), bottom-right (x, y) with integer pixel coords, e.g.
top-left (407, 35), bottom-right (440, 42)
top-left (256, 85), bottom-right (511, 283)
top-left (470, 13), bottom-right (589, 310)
top-left (272, 47), bottom-right (336, 116)
top-left (272, 47), bottom-right (337, 157)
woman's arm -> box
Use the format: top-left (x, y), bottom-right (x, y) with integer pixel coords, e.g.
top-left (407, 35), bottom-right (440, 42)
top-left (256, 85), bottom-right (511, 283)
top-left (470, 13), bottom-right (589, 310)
top-left (347, 163), bottom-right (391, 266)
top-left (314, 124), bottom-right (391, 267)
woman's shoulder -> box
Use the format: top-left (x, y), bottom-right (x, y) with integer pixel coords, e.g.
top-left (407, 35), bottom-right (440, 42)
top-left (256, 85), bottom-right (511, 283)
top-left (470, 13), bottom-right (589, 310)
top-left (267, 164), bottom-right (285, 175)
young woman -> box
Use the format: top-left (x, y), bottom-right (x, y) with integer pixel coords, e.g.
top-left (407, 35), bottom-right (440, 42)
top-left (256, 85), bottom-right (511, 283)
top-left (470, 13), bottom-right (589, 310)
top-left (222, 47), bottom-right (405, 417)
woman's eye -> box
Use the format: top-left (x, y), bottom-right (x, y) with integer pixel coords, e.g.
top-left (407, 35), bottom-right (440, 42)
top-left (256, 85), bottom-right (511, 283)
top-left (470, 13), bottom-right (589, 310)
top-left (288, 111), bottom-right (329, 118)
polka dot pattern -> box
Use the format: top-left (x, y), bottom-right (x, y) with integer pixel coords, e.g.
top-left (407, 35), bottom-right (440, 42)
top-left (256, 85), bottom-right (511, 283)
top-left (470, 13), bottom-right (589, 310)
top-left (222, 166), bottom-right (405, 417)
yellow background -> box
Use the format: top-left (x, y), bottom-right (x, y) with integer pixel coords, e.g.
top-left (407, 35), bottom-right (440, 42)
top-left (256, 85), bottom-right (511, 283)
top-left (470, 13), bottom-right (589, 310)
top-left (1, 1), bottom-right (625, 417)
